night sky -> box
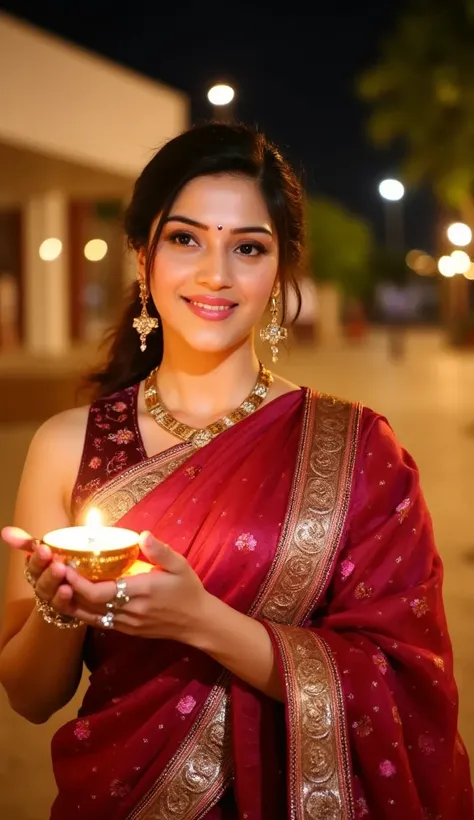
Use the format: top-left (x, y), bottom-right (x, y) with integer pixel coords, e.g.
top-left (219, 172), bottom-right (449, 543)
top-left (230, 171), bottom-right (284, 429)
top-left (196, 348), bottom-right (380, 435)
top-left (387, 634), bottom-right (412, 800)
top-left (0, 1), bottom-right (435, 251)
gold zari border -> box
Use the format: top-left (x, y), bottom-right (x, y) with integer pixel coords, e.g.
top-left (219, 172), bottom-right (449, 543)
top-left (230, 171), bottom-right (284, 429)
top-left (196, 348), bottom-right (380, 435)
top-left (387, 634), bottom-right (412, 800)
top-left (80, 445), bottom-right (193, 525)
top-left (259, 393), bottom-right (360, 820)
top-left (128, 680), bottom-right (232, 820)
top-left (258, 394), bottom-right (361, 626)
top-left (124, 391), bottom-right (361, 820)
top-left (266, 625), bottom-right (353, 820)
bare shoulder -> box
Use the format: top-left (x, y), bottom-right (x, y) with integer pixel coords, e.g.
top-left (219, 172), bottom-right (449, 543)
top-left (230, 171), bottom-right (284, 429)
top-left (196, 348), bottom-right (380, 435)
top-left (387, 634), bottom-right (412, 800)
top-left (25, 405), bottom-right (91, 501)
top-left (31, 404), bottom-right (90, 454)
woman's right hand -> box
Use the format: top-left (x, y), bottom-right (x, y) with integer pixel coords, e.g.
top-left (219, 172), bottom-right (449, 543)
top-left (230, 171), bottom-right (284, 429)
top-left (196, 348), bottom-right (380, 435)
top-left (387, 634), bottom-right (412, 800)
top-left (1, 526), bottom-right (73, 611)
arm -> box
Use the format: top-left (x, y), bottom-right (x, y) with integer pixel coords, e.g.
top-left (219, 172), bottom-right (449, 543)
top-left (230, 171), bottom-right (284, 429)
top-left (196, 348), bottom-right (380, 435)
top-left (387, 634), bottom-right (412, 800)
top-left (0, 408), bottom-right (89, 723)
top-left (191, 594), bottom-right (284, 701)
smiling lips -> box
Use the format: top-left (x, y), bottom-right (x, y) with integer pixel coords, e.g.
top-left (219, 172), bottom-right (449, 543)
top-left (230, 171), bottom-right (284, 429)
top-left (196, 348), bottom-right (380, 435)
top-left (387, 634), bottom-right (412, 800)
top-left (182, 295), bottom-right (237, 321)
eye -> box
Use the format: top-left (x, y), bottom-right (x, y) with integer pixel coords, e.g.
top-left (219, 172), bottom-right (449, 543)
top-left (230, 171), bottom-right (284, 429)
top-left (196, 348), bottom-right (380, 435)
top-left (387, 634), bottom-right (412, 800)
top-left (168, 231), bottom-right (198, 247)
top-left (236, 242), bottom-right (267, 257)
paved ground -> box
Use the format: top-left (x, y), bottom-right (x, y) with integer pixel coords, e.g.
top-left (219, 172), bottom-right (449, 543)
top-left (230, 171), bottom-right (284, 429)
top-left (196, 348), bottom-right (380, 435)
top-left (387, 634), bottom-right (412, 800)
top-left (1, 329), bottom-right (473, 819)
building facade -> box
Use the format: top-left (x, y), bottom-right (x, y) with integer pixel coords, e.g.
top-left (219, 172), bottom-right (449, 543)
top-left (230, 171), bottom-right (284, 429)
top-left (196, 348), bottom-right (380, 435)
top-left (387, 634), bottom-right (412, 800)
top-left (0, 13), bottom-right (189, 353)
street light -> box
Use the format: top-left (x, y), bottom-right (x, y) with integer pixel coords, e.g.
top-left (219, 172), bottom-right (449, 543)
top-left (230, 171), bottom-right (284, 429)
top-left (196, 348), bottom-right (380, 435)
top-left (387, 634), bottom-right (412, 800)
top-left (447, 222), bottom-right (472, 247)
top-left (378, 178), bottom-right (405, 250)
top-left (207, 83), bottom-right (235, 121)
top-left (378, 179), bottom-right (405, 202)
top-left (207, 84), bottom-right (235, 106)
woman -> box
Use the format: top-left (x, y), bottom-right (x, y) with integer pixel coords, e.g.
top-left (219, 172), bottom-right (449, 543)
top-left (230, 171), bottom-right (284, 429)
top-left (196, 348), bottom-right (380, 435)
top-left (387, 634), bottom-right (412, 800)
top-left (0, 123), bottom-right (472, 820)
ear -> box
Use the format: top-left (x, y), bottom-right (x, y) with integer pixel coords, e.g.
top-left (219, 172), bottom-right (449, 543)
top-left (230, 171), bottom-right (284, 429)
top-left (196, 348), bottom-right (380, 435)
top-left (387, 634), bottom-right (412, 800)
top-left (272, 279), bottom-right (281, 298)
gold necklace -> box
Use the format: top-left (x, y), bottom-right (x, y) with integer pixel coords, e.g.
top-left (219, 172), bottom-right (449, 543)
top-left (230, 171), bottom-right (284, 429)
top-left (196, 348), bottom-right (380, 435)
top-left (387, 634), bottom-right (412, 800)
top-left (144, 362), bottom-right (274, 449)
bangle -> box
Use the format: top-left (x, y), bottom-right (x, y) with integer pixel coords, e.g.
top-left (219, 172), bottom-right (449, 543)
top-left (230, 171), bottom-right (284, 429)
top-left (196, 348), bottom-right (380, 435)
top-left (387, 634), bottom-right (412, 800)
top-left (34, 595), bottom-right (84, 630)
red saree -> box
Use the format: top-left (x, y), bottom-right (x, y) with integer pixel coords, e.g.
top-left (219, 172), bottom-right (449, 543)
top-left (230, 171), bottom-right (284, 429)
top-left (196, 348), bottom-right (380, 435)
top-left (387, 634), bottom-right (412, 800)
top-left (50, 386), bottom-right (473, 820)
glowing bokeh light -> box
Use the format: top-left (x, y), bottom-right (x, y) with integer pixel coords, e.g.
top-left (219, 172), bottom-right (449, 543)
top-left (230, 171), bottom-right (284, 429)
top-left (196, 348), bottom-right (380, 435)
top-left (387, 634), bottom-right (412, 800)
top-left (438, 255), bottom-right (456, 277)
top-left (39, 238), bottom-right (62, 261)
top-left (378, 179), bottom-right (405, 201)
top-left (84, 239), bottom-right (108, 262)
top-left (451, 250), bottom-right (471, 274)
top-left (207, 84), bottom-right (235, 106)
top-left (447, 222), bottom-right (472, 247)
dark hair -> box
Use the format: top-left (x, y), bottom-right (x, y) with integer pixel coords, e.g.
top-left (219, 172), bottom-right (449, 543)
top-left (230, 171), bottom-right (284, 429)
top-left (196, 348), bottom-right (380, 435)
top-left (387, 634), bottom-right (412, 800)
top-left (89, 122), bottom-right (305, 397)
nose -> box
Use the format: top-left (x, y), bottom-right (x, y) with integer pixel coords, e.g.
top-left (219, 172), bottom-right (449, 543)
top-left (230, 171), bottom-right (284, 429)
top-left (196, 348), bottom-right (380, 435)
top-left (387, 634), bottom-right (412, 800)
top-left (195, 244), bottom-right (233, 290)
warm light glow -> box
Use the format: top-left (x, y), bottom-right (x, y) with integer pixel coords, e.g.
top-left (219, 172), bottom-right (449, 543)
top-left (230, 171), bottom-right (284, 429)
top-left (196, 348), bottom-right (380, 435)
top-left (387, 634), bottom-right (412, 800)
top-left (464, 263), bottom-right (474, 281)
top-left (451, 250), bottom-right (471, 274)
top-left (39, 237), bottom-right (62, 261)
top-left (207, 84), bottom-right (235, 106)
top-left (85, 508), bottom-right (103, 553)
top-left (405, 249), bottom-right (436, 275)
top-left (438, 255), bottom-right (456, 277)
top-left (378, 179), bottom-right (405, 202)
top-left (125, 559), bottom-right (154, 576)
top-left (85, 508), bottom-right (102, 530)
top-left (84, 238), bottom-right (108, 262)
top-left (414, 254), bottom-right (437, 275)
top-left (447, 222), bottom-right (472, 247)
top-left (406, 249), bottom-right (423, 269)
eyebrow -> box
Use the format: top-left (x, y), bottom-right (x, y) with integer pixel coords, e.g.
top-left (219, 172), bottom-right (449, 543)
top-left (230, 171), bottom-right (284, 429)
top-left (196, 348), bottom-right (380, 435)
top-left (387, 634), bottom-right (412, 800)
top-left (164, 215), bottom-right (273, 236)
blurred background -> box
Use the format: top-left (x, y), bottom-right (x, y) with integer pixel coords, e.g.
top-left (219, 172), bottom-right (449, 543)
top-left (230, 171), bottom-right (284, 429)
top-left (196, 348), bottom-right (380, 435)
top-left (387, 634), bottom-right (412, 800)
top-left (0, 1), bottom-right (473, 817)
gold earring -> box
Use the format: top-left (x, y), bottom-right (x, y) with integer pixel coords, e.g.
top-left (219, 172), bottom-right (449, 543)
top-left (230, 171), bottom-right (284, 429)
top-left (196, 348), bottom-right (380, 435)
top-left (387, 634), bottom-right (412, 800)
top-left (260, 293), bottom-right (287, 363)
top-left (133, 281), bottom-right (159, 352)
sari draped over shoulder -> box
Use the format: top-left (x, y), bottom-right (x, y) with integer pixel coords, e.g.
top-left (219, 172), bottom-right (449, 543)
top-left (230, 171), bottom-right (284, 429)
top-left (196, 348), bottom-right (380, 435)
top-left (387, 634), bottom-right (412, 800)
top-left (50, 385), bottom-right (473, 820)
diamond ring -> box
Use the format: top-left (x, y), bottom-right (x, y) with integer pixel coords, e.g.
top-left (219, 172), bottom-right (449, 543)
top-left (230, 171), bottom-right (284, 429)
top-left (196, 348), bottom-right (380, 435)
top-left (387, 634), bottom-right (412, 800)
top-left (99, 611), bottom-right (115, 629)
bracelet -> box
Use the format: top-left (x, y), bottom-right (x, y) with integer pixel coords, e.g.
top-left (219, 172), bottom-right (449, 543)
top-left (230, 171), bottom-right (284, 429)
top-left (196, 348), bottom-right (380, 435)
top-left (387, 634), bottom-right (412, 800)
top-left (34, 595), bottom-right (84, 630)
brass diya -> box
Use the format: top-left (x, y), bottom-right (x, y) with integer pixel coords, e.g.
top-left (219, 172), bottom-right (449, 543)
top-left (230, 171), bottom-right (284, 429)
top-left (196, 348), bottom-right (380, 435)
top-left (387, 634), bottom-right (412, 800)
top-left (42, 526), bottom-right (140, 582)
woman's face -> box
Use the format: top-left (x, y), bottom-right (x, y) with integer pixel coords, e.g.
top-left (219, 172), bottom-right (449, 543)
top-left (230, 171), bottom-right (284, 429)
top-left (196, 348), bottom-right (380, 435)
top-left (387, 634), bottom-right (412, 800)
top-left (139, 173), bottom-right (279, 356)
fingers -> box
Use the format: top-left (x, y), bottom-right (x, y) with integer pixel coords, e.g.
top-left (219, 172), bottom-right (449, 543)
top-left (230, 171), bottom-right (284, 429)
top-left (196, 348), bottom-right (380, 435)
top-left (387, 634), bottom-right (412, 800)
top-left (27, 542), bottom-right (52, 578)
top-left (56, 585), bottom-right (138, 630)
top-left (139, 531), bottom-right (184, 573)
top-left (35, 559), bottom-right (68, 602)
top-left (64, 566), bottom-right (117, 605)
top-left (63, 567), bottom-right (154, 620)
top-left (2, 526), bottom-right (37, 551)
top-left (63, 605), bottom-right (137, 631)
top-left (42, 578), bottom-right (105, 620)
top-left (49, 582), bottom-right (73, 612)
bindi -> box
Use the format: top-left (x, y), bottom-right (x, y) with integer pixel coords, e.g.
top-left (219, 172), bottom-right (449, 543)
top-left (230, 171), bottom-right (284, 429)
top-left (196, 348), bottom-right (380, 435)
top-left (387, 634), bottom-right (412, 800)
top-left (217, 225), bottom-right (223, 230)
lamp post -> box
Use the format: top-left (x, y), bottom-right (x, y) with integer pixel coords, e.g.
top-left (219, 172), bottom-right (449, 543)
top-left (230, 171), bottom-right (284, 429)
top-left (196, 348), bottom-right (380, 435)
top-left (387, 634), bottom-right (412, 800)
top-left (378, 179), bottom-right (405, 251)
top-left (378, 179), bottom-right (406, 359)
top-left (207, 83), bottom-right (235, 122)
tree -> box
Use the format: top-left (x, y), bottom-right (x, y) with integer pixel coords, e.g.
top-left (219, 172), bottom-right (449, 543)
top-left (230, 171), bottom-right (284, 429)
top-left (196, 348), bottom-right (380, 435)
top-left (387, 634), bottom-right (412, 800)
top-left (370, 246), bottom-right (410, 288)
top-left (357, 0), bottom-right (474, 219)
top-left (306, 197), bottom-right (375, 299)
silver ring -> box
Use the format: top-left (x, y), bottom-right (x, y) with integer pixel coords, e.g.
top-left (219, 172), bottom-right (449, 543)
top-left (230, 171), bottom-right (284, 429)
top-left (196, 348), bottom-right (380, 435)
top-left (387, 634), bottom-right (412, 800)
top-left (106, 577), bottom-right (130, 611)
top-left (100, 611), bottom-right (115, 629)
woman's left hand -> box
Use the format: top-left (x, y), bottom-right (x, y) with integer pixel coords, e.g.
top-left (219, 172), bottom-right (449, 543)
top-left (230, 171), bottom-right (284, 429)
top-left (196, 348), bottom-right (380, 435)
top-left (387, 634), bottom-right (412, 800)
top-left (61, 531), bottom-right (209, 642)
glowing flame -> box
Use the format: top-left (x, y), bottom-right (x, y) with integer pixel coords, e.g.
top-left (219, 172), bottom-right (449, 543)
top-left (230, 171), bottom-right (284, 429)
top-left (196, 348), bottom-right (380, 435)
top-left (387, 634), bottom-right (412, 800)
top-left (85, 508), bottom-right (102, 552)
top-left (85, 508), bottom-right (102, 529)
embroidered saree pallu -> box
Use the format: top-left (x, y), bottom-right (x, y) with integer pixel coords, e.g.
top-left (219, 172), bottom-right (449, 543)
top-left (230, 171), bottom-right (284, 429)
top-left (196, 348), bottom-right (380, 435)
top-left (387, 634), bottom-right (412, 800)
top-left (50, 386), bottom-right (473, 820)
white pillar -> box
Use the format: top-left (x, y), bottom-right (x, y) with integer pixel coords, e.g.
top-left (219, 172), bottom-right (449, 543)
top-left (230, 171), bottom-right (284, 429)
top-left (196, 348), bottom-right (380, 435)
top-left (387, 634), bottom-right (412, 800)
top-left (23, 191), bottom-right (70, 354)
